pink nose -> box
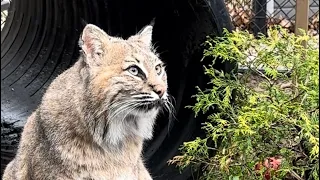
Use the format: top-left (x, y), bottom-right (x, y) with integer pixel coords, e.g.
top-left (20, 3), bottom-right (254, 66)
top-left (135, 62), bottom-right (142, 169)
top-left (150, 84), bottom-right (166, 98)
top-left (154, 89), bottom-right (165, 98)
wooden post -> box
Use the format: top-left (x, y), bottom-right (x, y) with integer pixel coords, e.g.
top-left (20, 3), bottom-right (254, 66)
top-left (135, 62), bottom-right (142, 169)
top-left (294, 0), bottom-right (309, 92)
top-left (295, 0), bottom-right (309, 38)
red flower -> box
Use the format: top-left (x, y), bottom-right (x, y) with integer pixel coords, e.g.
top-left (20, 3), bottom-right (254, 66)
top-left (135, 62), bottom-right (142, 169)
top-left (255, 157), bottom-right (282, 180)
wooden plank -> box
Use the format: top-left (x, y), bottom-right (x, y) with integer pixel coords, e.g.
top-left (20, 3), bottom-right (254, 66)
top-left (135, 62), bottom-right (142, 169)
top-left (295, 0), bottom-right (309, 36)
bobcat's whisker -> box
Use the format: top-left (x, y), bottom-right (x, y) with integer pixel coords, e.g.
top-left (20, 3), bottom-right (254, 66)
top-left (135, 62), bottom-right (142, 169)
top-left (168, 94), bottom-right (176, 107)
top-left (108, 102), bottom-right (137, 120)
top-left (97, 100), bottom-right (134, 118)
top-left (165, 99), bottom-right (176, 115)
top-left (120, 104), bottom-right (142, 123)
top-left (108, 99), bottom-right (146, 120)
top-left (131, 94), bottom-right (153, 99)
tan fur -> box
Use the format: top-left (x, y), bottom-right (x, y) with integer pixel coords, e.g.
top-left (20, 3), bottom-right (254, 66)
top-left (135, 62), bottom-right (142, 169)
top-left (2, 24), bottom-right (171, 180)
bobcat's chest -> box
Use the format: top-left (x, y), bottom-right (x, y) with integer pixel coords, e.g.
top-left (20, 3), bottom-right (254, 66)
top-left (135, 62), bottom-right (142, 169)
top-left (75, 166), bottom-right (139, 180)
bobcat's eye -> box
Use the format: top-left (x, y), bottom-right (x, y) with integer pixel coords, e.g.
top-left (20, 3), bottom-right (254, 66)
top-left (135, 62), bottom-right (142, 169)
top-left (125, 65), bottom-right (147, 80)
top-left (155, 64), bottom-right (162, 75)
top-left (128, 66), bottom-right (139, 76)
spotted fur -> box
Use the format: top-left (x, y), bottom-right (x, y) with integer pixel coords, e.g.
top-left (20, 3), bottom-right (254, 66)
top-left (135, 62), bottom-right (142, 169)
top-left (2, 23), bottom-right (174, 180)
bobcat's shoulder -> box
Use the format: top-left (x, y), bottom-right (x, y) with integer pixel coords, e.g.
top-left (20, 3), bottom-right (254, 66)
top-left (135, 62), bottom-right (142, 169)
top-left (2, 23), bottom-right (172, 180)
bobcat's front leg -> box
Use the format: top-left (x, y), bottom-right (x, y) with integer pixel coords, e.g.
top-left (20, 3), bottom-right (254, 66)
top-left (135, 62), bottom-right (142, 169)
top-left (138, 159), bottom-right (153, 180)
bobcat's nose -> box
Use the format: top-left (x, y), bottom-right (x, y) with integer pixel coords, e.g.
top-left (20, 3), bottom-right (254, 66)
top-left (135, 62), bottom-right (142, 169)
top-left (150, 84), bottom-right (166, 98)
top-left (154, 89), bottom-right (165, 98)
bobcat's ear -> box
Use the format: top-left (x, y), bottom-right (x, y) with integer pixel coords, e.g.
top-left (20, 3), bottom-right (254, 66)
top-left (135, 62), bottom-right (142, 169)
top-left (79, 24), bottom-right (109, 66)
top-left (129, 24), bottom-right (153, 47)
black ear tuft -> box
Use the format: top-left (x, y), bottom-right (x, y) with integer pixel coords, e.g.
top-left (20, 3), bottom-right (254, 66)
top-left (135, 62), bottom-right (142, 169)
top-left (150, 18), bottom-right (156, 27)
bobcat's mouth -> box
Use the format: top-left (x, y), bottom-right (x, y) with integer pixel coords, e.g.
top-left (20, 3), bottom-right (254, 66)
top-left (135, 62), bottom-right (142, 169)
top-left (129, 93), bottom-right (165, 111)
top-left (137, 99), bottom-right (164, 111)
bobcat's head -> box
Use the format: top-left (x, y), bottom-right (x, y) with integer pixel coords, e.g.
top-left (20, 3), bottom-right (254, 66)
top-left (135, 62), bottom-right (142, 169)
top-left (79, 24), bottom-right (173, 147)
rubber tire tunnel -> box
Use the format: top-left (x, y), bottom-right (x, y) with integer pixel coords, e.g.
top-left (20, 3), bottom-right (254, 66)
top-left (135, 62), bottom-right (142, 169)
top-left (1, 0), bottom-right (234, 179)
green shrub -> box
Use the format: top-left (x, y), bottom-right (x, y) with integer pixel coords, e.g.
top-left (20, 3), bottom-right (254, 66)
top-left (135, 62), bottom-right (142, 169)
top-left (168, 27), bottom-right (319, 180)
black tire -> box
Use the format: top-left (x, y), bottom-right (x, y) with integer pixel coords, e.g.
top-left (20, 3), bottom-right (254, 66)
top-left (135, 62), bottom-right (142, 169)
top-left (1, 0), bottom-right (234, 179)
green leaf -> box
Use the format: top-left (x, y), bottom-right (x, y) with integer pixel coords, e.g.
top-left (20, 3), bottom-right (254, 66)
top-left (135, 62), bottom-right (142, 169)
top-left (170, 26), bottom-right (319, 180)
top-left (229, 175), bottom-right (240, 180)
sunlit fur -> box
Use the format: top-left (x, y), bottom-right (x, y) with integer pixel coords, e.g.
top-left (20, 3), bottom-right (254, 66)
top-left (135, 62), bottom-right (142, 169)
top-left (2, 24), bottom-right (175, 180)
top-left (80, 24), bottom-right (173, 148)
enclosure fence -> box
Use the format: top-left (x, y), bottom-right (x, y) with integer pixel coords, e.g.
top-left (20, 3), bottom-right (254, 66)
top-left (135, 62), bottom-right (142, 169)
top-left (225, 0), bottom-right (319, 36)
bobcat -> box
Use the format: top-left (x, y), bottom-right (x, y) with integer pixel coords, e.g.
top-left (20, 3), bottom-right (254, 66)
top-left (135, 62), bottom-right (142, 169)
top-left (2, 23), bottom-right (173, 180)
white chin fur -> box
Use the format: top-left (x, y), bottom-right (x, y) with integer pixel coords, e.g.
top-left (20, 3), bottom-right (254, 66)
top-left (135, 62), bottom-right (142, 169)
top-left (134, 108), bottom-right (159, 139)
top-left (105, 108), bottom-right (159, 146)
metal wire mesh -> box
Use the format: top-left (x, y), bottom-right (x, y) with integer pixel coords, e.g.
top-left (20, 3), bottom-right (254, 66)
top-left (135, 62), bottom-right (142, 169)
top-left (225, 0), bottom-right (319, 36)
top-left (309, 0), bottom-right (319, 36)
